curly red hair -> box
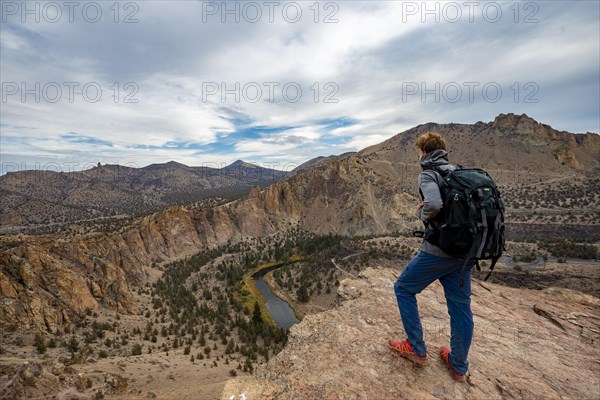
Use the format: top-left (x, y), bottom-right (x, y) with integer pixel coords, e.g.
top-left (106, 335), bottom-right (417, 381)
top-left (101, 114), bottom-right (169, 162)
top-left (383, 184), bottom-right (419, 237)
top-left (415, 132), bottom-right (446, 153)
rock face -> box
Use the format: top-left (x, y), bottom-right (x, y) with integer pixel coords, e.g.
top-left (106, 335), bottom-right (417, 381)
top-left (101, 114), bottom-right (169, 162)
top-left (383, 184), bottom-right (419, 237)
top-left (0, 206), bottom-right (209, 331)
top-left (240, 157), bottom-right (416, 236)
top-left (0, 193), bottom-right (302, 331)
top-left (0, 359), bottom-right (129, 400)
top-left (0, 361), bottom-right (61, 400)
top-left (222, 268), bottom-right (600, 400)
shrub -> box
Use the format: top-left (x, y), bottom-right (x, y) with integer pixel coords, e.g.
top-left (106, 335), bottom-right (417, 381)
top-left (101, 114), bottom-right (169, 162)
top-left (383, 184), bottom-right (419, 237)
top-left (34, 333), bottom-right (47, 354)
top-left (67, 335), bottom-right (79, 353)
top-left (131, 343), bottom-right (143, 356)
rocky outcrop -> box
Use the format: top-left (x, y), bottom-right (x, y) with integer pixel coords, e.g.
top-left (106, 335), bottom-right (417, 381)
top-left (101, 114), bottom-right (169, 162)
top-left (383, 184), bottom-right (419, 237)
top-left (0, 361), bottom-right (62, 399)
top-left (554, 147), bottom-right (581, 169)
top-left (489, 112), bottom-right (599, 170)
top-left (0, 206), bottom-right (207, 331)
top-left (223, 268), bottom-right (600, 399)
top-left (0, 359), bottom-right (129, 400)
top-left (491, 113), bottom-right (599, 170)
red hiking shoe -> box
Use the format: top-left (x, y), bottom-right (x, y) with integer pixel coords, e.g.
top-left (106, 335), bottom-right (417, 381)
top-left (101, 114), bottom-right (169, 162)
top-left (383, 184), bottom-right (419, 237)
top-left (388, 339), bottom-right (428, 365)
top-left (439, 347), bottom-right (466, 382)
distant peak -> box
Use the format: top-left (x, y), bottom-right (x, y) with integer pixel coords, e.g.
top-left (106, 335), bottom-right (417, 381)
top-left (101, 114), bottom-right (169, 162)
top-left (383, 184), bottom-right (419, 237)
top-left (493, 113), bottom-right (539, 127)
top-left (144, 161), bottom-right (188, 169)
top-left (226, 160), bottom-right (259, 169)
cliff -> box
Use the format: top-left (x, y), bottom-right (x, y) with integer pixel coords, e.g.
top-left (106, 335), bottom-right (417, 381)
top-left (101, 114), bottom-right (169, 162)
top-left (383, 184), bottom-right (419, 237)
top-left (222, 268), bottom-right (600, 400)
top-left (0, 206), bottom-right (205, 332)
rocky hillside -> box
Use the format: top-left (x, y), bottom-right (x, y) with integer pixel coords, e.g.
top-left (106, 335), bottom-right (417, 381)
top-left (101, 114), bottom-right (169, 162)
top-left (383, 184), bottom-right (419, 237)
top-left (0, 160), bottom-right (287, 234)
top-left (1, 113), bottom-right (598, 333)
top-left (0, 197), bottom-right (297, 332)
top-left (243, 113), bottom-right (600, 235)
top-left (361, 113), bottom-right (600, 178)
top-left (222, 267), bottom-right (600, 400)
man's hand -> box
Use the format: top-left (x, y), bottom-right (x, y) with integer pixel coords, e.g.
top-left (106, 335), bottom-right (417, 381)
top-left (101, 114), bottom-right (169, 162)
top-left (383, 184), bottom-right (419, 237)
top-left (415, 202), bottom-right (423, 216)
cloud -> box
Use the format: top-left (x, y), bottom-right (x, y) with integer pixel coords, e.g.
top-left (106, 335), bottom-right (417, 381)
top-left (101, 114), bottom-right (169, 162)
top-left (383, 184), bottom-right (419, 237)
top-left (1, 1), bottom-right (598, 174)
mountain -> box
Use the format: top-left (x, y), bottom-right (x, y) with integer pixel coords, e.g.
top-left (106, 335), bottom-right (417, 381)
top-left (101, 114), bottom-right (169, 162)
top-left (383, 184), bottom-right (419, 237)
top-left (0, 160), bottom-right (288, 234)
top-left (1, 113), bottom-right (599, 332)
top-left (289, 152), bottom-right (354, 176)
top-left (360, 113), bottom-right (599, 179)
top-left (222, 267), bottom-right (600, 399)
top-left (235, 113), bottom-right (599, 236)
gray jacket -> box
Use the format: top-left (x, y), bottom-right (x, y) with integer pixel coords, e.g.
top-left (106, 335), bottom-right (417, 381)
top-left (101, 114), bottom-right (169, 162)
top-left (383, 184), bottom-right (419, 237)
top-left (416, 149), bottom-right (456, 258)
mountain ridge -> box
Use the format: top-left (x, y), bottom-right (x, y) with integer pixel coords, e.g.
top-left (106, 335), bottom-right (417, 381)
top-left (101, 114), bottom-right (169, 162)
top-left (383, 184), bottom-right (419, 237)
top-left (1, 113), bottom-right (598, 333)
top-left (0, 160), bottom-right (288, 234)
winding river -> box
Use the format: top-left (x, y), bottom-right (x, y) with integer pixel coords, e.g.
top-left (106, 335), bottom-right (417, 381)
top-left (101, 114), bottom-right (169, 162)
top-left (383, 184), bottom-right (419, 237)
top-left (252, 265), bottom-right (299, 330)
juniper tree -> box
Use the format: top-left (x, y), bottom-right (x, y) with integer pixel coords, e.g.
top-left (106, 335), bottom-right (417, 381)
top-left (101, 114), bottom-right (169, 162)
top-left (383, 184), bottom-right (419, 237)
top-left (34, 333), bottom-right (47, 354)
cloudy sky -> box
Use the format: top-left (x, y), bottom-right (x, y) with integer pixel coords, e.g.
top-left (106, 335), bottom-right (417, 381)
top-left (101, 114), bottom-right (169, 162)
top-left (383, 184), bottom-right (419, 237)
top-left (1, 0), bottom-right (598, 174)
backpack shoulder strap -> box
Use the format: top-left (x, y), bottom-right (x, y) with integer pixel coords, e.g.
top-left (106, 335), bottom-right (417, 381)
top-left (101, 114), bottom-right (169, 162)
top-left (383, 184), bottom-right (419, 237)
top-left (483, 256), bottom-right (500, 281)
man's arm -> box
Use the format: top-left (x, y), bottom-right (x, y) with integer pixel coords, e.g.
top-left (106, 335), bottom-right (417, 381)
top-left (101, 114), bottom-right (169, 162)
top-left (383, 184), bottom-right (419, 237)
top-left (417, 171), bottom-right (443, 221)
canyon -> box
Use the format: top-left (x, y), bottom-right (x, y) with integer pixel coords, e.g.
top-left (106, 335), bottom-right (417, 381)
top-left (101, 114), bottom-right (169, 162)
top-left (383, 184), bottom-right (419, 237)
top-left (0, 113), bottom-right (598, 399)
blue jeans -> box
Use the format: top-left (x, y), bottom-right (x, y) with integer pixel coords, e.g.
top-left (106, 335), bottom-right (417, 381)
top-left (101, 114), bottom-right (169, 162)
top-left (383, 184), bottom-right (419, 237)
top-left (394, 251), bottom-right (474, 375)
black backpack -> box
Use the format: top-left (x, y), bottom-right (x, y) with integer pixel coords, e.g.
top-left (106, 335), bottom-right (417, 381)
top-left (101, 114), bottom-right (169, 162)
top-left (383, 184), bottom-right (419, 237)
top-left (420, 167), bottom-right (506, 284)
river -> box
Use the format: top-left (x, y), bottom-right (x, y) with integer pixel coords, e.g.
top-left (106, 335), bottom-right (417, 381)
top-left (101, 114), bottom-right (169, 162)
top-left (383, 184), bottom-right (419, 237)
top-left (252, 265), bottom-right (300, 330)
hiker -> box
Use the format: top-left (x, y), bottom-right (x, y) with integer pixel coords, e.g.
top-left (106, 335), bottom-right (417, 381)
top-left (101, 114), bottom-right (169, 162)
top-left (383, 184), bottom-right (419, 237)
top-left (388, 132), bottom-right (474, 382)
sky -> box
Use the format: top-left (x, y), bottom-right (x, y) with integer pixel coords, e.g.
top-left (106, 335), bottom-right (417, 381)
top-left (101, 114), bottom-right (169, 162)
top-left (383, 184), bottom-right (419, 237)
top-left (1, 0), bottom-right (599, 174)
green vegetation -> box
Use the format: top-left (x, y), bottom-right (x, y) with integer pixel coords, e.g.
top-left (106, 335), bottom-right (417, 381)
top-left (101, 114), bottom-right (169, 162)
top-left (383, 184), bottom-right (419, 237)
top-left (145, 231), bottom-right (354, 368)
top-left (538, 239), bottom-right (599, 260)
top-left (67, 335), bottom-right (79, 353)
top-left (131, 343), bottom-right (143, 356)
top-left (512, 253), bottom-right (537, 263)
top-left (150, 241), bottom-right (286, 370)
top-left (34, 333), bottom-right (47, 354)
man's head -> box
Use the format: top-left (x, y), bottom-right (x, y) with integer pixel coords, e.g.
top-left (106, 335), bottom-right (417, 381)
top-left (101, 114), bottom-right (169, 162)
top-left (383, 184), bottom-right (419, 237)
top-left (415, 132), bottom-right (446, 159)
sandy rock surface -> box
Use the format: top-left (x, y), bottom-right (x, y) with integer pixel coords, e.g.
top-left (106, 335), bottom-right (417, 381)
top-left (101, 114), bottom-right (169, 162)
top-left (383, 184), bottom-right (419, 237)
top-left (223, 267), bottom-right (600, 400)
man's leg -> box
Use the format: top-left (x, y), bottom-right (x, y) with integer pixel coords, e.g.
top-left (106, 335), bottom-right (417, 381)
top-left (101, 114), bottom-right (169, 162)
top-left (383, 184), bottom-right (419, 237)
top-left (438, 264), bottom-right (474, 375)
top-left (394, 251), bottom-right (453, 356)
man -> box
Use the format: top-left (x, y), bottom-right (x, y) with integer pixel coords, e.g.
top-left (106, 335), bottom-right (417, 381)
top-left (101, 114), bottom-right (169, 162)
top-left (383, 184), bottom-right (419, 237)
top-left (388, 132), bottom-right (474, 382)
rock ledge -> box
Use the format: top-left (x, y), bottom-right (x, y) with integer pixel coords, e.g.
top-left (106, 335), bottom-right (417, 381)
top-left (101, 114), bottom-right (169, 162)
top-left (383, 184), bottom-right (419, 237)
top-left (223, 267), bottom-right (600, 400)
